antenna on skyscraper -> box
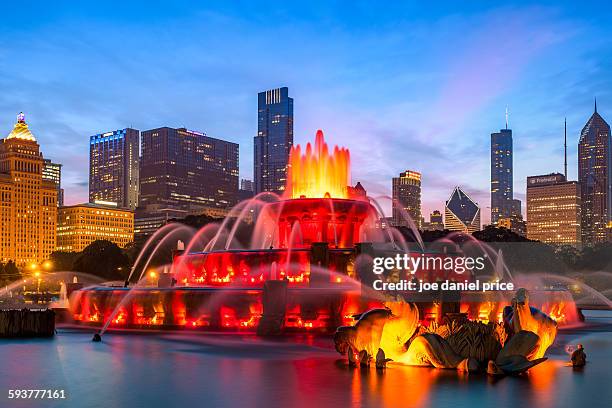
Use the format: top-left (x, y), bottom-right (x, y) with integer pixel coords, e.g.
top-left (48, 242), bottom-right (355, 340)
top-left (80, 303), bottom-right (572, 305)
top-left (594, 96), bottom-right (598, 113)
top-left (564, 117), bottom-right (568, 179)
top-left (505, 106), bottom-right (509, 129)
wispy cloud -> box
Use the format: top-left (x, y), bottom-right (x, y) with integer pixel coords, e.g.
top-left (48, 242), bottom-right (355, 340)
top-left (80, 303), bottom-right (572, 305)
top-left (0, 2), bottom-right (606, 227)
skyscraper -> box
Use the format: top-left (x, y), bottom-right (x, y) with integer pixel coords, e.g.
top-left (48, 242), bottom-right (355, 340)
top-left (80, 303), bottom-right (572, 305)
top-left (526, 173), bottom-right (581, 245)
top-left (89, 128), bottom-right (139, 210)
top-left (254, 87), bottom-right (293, 195)
top-left (578, 100), bottom-right (612, 244)
top-left (444, 187), bottom-right (481, 234)
top-left (0, 113), bottom-right (57, 265)
top-left (392, 170), bottom-right (422, 228)
top-left (491, 125), bottom-right (513, 225)
top-left (42, 159), bottom-right (63, 206)
top-left (139, 127), bottom-right (239, 214)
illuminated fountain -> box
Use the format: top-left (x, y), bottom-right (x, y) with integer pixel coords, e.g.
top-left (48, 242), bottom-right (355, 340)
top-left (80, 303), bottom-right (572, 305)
top-left (68, 130), bottom-right (583, 338)
top-left (334, 287), bottom-right (558, 375)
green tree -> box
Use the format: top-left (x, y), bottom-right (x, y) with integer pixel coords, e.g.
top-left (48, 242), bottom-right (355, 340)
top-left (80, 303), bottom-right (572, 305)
top-left (73, 240), bottom-right (129, 281)
top-left (49, 251), bottom-right (80, 271)
top-left (0, 260), bottom-right (20, 284)
top-left (472, 225), bottom-right (531, 242)
top-left (171, 214), bottom-right (221, 230)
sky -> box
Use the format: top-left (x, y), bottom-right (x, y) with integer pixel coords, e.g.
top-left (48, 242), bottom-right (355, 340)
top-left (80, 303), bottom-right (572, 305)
top-left (1, 1), bottom-right (612, 224)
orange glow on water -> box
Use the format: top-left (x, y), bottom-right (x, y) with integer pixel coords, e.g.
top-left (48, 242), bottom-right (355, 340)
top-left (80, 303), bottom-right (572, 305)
top-left (285, 130), bottom-right (350, 199)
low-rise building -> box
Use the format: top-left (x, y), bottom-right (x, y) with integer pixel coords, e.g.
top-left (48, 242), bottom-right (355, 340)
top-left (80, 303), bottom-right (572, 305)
top-left (57, 202), bottom-right (134, 252)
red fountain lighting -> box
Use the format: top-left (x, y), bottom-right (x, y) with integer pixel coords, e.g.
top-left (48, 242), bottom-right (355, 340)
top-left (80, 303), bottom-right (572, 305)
top-left (285, 130), bottom-right (351, 199)
top-left (69, 129), bottom-right (584, 335)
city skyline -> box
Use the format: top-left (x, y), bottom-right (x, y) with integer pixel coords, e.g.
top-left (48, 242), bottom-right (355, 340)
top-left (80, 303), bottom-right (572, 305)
top-left (2, 2), bottom-right (612, 224)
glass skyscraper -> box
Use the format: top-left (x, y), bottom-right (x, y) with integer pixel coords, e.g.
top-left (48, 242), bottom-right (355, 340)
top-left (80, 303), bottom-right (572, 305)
top-left (139, 127), bottom-right (239, 214)
top-left (578, 101), bottom-right (612, 244)
top-left (254, 87), bottom-right (293, 195)
top-left (89, 128), bottom-right (140, 210)
top-left (491, 127), bottom-right (513, 225)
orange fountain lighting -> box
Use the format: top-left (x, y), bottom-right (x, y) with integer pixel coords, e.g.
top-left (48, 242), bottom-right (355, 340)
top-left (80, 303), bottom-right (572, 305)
top-left (285, 130), bottom-right (350, 199)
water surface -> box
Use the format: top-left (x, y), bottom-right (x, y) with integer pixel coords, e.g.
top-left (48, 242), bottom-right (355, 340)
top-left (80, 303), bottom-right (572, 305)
top-left (1, 311), bottom-right (611, 408)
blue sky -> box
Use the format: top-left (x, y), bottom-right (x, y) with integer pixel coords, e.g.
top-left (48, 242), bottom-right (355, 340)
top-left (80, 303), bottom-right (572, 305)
top-left (1, 1), bottom-right (611, 224)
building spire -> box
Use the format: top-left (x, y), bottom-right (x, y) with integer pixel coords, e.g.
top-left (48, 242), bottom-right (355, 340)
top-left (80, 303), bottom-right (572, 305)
top-left (505, 106), bottom-right (509, 129)
top-left (594, 97), bottom-right (597, 114)
top-left (564, 117), bottom-right (567, 179)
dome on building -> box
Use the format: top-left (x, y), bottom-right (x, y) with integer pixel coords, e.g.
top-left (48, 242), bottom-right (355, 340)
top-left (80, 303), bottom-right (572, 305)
top-left (6, 112), bottom-right (36, 141)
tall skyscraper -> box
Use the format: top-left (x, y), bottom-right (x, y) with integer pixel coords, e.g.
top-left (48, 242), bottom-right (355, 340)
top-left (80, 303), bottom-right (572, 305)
top-left (0, 113), bottom-right (57, 265)
top-left (526, 173), bottom-right (581, 245)
top-left (42, 159), bottom-right (63, 206)
top-left (89, 128), bottom-right (139, 210)
top-left (491, 124), bottom-right (513, 225)
top-left (254, 87), bottom-right (293, 195)
top-left (139, 127), bottom-right (239, 214)
top-left (444, 187), bottom-right (481, 234)
top-left (578, 100), bottom-right (612, 244)
top-left (392, 170), bottom-right (422, 228)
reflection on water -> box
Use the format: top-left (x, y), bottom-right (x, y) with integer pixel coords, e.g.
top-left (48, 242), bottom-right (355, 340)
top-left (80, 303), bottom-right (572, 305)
top-left (0, 311), bottom-right (610, 408)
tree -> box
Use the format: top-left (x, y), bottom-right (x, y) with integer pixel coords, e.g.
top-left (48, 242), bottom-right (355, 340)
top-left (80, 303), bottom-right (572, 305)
top-left (49, 251), bottom-right (80, 271)
top-left (170, 214), bottom-right (221, 230)
top-left (72, 240), bottom-right (130, 281)
top-left (0, 260), bottom-right (20, 284)
top-left (472, 225), bottom-right (531, 243)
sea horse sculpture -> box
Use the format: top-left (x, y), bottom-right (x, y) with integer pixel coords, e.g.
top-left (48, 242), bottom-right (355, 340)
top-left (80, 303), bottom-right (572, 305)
top-left (334, 289), bottom-right (556, 376)
top-left (503, 288), bottom-right (557, 359)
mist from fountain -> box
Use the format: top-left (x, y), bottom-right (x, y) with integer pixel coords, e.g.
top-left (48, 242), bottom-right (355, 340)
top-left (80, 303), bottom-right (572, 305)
top-left (69, 129), bottom-right (606, 335)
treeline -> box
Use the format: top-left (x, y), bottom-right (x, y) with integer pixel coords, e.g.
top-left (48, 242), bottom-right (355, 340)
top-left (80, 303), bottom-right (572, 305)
top-left (49, 240), bottom-right (133, 281)
top-left (399, 224), bottom-right (612, 275)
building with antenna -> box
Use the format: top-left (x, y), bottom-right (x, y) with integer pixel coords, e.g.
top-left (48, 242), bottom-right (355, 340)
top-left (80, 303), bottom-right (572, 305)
top-left (490, 110), bottom-right (514, 226)
top-left (578, 99), bottom-right (612, 244)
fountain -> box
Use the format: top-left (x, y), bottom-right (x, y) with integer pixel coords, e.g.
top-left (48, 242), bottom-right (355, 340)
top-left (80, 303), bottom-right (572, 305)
top-left (334, 288), bottom-right (558, 375)
top-left (68, 130), bottom-right (584, 336)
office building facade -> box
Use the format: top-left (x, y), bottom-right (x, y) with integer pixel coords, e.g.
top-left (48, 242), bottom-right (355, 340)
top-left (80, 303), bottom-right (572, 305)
top-left (0, 113), bottom-right (57, 265)
top-left (491, 127), bottom-right (513, 225)
top-left (526, 173), bottom-right (581, 245)
top-left (139, 127), bottom-right (238, 215)
top-left (57, 202), bottom-right (134, 252)
top-left (89, 128), bottom-right (140, 210)
top-left (578, 102), bottom-right (612, 244)
top-left (428, 210), bottom-right (444, 231)
top-left (254, 87), bottom-right (293, 195)
top-left (392, 170), bottom-right (422, 228)
top-left (42, 159), bottom-right (63, 206)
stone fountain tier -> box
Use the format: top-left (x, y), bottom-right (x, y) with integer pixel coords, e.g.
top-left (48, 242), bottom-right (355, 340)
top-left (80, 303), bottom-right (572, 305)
top-left (262, 197), bottom-right (375, 249)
